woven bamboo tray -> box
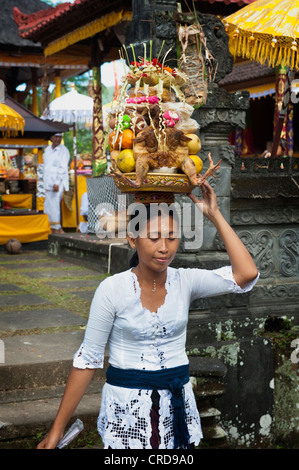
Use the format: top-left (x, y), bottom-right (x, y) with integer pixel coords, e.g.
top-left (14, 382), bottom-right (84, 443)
top-left (113, 172), bottom-right (196, 194)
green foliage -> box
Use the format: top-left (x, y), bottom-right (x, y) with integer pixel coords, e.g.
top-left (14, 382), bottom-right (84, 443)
top-left (261, 316), bottom-right (298, 356)
top-left (64, 127), bottom-right (93, 158)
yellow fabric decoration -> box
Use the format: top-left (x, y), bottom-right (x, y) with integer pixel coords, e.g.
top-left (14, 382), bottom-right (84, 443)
top-left (61, 175), bottom-right (88, 228)
top-left (36, 196), bottom-right (45, 212)
top-left (2, 194), bottom-right (32, 209)
top-left (45, 10), bottom-right (132, 57)
top-left (0, 138), bottom-right (47, 147)
top-left (0, 214), bottom-right (51, 244)
top-left (224, 0), bottom-right (299, 69)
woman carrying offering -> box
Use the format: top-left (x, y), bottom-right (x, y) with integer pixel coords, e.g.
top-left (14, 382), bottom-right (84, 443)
top-left (37, 180), bottom-right (258, 449)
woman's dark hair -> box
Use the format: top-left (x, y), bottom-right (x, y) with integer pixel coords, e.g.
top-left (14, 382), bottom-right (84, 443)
top-left (129, 251), bottom-right (139, 268)
top-left (128, 203), bottom-right (179, 268)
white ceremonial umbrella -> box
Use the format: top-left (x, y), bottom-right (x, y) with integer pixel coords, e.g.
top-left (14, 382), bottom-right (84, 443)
top-left (45, 83), bottom-right (93, 127)
top-left (43, 83), bottom-right (94, 229)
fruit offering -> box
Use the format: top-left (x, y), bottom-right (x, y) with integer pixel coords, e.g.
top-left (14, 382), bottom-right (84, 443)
top-left (106, 43), bottom-right (221, 192)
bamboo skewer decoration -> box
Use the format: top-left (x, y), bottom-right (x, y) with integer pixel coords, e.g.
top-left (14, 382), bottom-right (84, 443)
top-left (178, 23), bottom-right (217, 107)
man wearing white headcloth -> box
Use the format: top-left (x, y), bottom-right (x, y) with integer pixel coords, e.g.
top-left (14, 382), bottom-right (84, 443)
top-left (43, 133), bottom-right (70, 233)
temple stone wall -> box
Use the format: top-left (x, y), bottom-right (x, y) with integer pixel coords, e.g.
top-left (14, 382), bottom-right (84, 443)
top-left (92, 0), bottom-right (299, 447)
top-left (175, 157), bottom-right (299, 447)
top-left (168, 64), bottom-right (299, 446)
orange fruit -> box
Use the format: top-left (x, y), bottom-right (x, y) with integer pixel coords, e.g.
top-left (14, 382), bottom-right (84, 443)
top-left (109, 130), bottom-right (121, 150)
top-left (121, 129), bottom-right (134, 149)
top-left (109, 129), bottom-right (134, 150)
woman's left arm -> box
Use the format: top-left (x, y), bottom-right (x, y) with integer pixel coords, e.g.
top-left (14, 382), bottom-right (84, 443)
top-left (188, 181), bottom-right (258, 289)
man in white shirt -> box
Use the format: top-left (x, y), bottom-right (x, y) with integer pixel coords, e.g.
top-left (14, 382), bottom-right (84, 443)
top-left (43, 133), bottom-right (70, 233)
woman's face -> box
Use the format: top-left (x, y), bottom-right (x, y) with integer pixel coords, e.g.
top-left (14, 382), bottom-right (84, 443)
top-left (129, 214), bottom-right (179, 273)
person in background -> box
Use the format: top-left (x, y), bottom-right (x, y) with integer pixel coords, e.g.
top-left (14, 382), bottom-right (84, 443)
top-left (79, 192), bottom-right (88, 234)
top-left (261, 138), bottom-right (288, 159)
top-left (43, 133), bottom-right (70, 234)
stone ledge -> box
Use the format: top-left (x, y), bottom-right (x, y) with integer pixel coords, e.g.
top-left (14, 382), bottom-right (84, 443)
top-left (189, 356), bottom-right (227, 378)
top-left (47, 233), bottom-right (131, 274)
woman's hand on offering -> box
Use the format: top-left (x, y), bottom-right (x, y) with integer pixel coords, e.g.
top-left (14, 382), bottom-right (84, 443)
top-left (187, 181), bottom-right (220, 221)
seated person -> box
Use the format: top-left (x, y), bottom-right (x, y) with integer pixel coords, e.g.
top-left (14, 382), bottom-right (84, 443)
top-left (261, 138), bottom-right (287, 158)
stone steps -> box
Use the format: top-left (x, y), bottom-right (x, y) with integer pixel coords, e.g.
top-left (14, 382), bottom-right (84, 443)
top-left (0, 248), bottom-right (108, 449)
top-left (0, 332), bottom-right (106, 449)
top-left (0, 249), bottom-right (229, 449)
top-left (189, 355), bottom-right (228, 447)
top-left (0, 338), bottom-right (228, 449)
top-left (0, 392), bottom-right (103, 449)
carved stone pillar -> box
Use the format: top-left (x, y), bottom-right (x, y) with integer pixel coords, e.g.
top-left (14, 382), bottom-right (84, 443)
top-left (171, 12), bottom-right (249, 253)
top-left (125, 0), bottom-right (177, 65)
top-left (195, 85), bottom-right (249, 251)
top-left (177, 84), bottom-right (249, 253)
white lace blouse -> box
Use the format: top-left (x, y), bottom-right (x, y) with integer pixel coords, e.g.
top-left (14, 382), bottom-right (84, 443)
top-left (73, 266), bottom-right (258, 449)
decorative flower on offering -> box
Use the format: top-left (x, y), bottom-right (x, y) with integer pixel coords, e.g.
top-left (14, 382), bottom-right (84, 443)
top-left (126, 96), bottom-right (160, 105)
top-left (106, 42), bottom-right (221, 201)
top-left (163, 110), bottom-right (180, 128)
top-left (126, 55), bottom-right (188, 88)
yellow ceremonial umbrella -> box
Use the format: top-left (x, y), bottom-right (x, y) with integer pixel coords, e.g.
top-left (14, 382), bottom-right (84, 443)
top-left (223, 0), bottom-right (299, 156)
top-left (0, 104), bottom-right (25, 138)
top-left (223, 0), bottom-right (299, 69)
top-left (0, 81), bottom-right (25, 138)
